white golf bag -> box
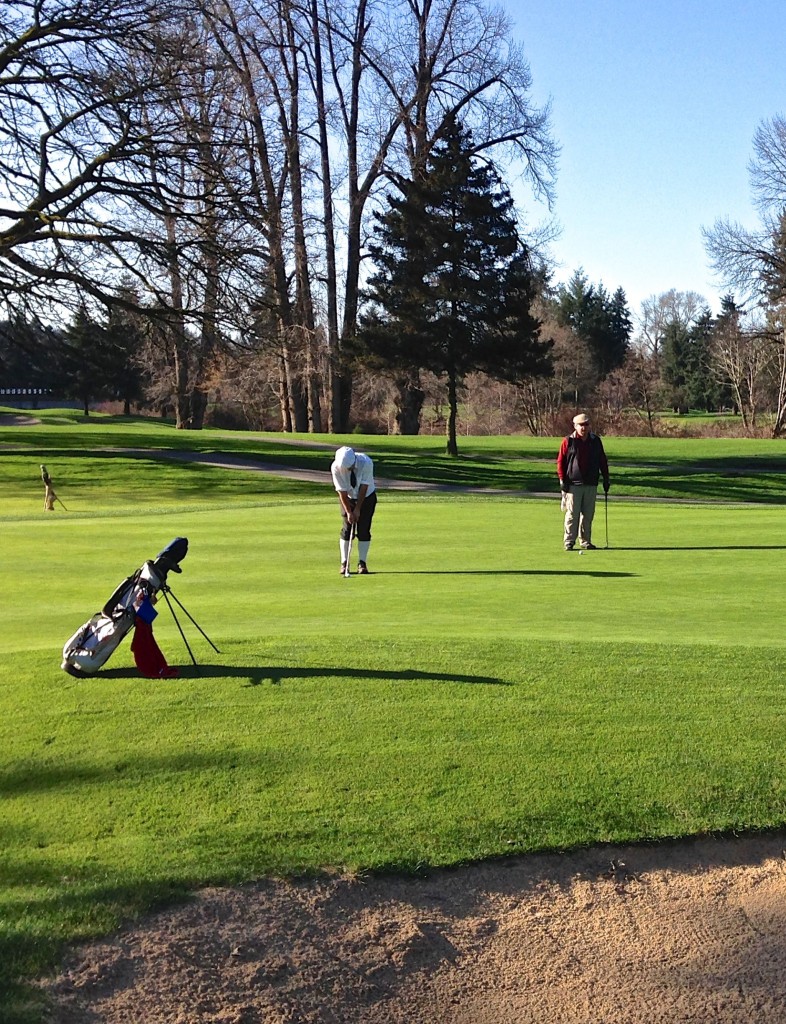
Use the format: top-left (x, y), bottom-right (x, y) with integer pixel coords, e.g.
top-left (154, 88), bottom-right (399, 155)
top-left (61, 538), bottom-right (188, 677)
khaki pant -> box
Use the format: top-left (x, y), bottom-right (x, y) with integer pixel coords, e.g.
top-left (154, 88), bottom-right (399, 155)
top-left (563, 484), bottom-right (597, 548)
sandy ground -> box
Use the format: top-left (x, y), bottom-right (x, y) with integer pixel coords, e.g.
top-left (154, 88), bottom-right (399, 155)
top-left (41, 832), bottom-right (786, 1024)
top-left (0, 412), bottom-right (41, 427)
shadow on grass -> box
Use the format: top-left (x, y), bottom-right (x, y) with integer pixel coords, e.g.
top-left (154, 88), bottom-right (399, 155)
top-left (380, 569), bottom-right (636, 578)
top-left (97, 664), bottom-right (508, 686)
top-left (1, 874), bottom-right (191, 1024)
top-left (610, 544), bottom-right (786, 551)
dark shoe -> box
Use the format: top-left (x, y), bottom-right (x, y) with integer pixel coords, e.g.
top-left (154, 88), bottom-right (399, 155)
top-left (582, 543), bottom-right (597, 550)
top-left (357, 561), bottom-right (369, 574)
top-left (565, 544), bottom-right (574, 551)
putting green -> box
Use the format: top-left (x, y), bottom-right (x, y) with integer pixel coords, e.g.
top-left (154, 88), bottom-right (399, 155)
top-left (1, 497), bottom-right (782, 656)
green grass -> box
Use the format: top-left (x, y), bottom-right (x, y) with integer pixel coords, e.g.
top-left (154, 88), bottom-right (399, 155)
top-left (3, 418), bottom-right (786, 1020)
top-left (3, 406), bottom-right (786, 507)
top-left (0, 451), bottom-right (324, 515)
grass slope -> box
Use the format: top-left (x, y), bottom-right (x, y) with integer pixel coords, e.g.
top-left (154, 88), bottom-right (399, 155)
top-left (3, 420), bottom-right (786, 1019)
top-left (3, 407), bottom-right (786, 506)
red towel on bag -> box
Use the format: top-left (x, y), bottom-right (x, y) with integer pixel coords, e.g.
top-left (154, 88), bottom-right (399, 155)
top-left (131, 617), bottom-right (180, 678)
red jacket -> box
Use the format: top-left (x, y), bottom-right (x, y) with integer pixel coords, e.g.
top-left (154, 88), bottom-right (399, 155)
top-left (557, 432), bottom-right (609, 487)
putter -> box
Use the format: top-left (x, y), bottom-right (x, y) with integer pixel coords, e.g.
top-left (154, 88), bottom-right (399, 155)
top-left (344, 521), bottom-right (354, 577)
top-left (604, 489), bottom-right (609, 549)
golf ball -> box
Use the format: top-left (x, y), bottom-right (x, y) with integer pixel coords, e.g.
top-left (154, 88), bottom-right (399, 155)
top-left (579, 550), bottom-right (584, 555)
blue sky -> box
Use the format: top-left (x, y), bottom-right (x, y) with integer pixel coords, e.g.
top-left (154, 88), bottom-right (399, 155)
top-left (508, 0), bottom-right (786, 317)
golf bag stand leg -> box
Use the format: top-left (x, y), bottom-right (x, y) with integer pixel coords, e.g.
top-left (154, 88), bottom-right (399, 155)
top-left (162, 585), bottom-right (221, 654)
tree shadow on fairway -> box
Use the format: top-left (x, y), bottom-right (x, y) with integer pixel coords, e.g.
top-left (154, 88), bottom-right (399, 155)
top-left (381, 569), bottom-right (636, 578)
top-left (98, 665), bottom-right (508, 686)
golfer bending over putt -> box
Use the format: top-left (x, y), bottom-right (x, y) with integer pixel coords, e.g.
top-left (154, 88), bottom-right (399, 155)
top-left (557, 413), bottom-right (610, 550)
top-left (331, 445), bottom-right (377, 574)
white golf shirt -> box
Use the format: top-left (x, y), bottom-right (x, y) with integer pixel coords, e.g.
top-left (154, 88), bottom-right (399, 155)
top-left (331, 452), bottom-right (376, 499)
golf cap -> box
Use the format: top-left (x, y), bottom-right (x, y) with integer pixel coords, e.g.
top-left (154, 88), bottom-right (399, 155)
top-left (335, 445), bottom-right (356, 469)
top-left (573, 413), bottom-right (590, 425)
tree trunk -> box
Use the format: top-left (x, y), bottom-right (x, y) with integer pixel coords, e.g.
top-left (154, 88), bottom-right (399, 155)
top-left (189, 208), bottom-right (220, 431)
top-left (284, 6), bottom-right (322, 433)
top-left (280, 331), bottom-right (309, 432)
top-left (172, 334), bottom-right (191, 429)
top-left (310, 0), bottom-right (341, 432)
top-left (278, 350), bottom-right (292, 432)
top-left (733, 383), bottom-right (749, 432)
top-left (446, 368), bottom-right (458, 456)
top-left (163, 213), bottom-right (191, 429)
top-left (394, 374), bottom-right (424, 434)
top-left (189, 390), bottom-right (207, 430)
top-left (339, 208), bottom-right (363, 431)
top-left (772, 328), bottom-right (786, 436)
top-left (306, 336), bottom-right (323, 432)
top-left (290, 381), bottom-right (309, 431)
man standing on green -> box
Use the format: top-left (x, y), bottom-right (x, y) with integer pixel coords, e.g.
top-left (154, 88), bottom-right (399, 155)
top-left (557, 413), bottom-right (610, 550)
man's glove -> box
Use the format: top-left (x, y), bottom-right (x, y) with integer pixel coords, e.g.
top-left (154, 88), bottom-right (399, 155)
top-left (560, 479), bottom-right (571, 493)
top-left (603, 478), bottom-right (610, 493)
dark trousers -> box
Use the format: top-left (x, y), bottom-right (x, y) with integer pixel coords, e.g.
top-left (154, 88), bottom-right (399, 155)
top-left (340, 491), bottom-right (377, 541)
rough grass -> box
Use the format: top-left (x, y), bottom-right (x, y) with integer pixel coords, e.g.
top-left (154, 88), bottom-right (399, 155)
top-left (4, 407), bottom-right (786, 507)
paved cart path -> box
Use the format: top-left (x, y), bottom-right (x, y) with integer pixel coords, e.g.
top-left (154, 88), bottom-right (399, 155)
top-left (118, 446), bottom-right (759, 503)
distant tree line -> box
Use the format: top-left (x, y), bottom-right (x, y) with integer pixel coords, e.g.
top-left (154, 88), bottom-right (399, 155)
top-left (0, 287), bottom-right (146, 416)
top-left (3, 1), bottom-right (786, 440)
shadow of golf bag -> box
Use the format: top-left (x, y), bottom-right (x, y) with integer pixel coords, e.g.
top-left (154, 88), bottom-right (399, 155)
top-left (61, 538), bottom-right (188, 677)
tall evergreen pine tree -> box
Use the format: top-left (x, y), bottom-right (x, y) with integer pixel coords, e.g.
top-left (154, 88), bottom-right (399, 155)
top-left (359, 116), bottom-right (549, 454)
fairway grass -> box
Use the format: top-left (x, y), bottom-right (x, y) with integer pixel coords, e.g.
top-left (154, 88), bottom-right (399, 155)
top-left (3, 437), bottom-right (786, 1018)
top-left (3, 498), bottom-right (785, 649)
top-left (4, 408), bottom-right (786, 506)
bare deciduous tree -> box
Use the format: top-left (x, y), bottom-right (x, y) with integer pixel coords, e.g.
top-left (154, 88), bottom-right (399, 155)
top-left (130, 16), bottom-right (256, 428)
top-left (636, 290), bottom-right (706, 363)
top-left (0, 0), bottom-right (190, 314)
top-left (2, 0), bottom-right (557, 433)
top-left (599, 350), bottom-right (661, 436)
top-left (709, 298), bottom-right (769, 433)
top-left (704, 114), bottom-right (786, 435)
